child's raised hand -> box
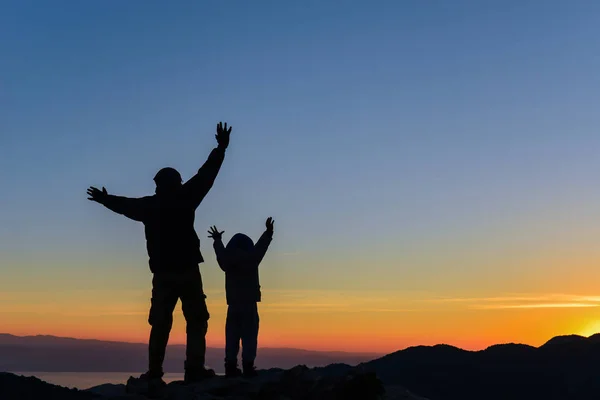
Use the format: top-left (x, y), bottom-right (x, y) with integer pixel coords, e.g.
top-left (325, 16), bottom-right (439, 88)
top-left (265, 217), bottom-right (274, 232)
top-left (208, 225), bottom-right (224, 240)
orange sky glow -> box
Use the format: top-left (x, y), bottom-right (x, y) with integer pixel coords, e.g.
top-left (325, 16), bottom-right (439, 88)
top-left (4, 287), bottom-right (600, 353)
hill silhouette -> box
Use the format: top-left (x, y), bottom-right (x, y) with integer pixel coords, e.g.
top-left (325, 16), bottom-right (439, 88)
top-left (5, 333), bottom-right (600, 399)
top-left (356, 333), bottom-right (600, 400)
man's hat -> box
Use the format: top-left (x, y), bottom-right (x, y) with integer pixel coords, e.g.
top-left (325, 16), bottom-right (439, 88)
top-left (153, 167), bottom-right (182, 186)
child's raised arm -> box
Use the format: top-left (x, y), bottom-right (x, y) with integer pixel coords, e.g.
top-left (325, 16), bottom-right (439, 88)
top-left (254, 217), bottom-right (274, 265)
top-left (208, 225), bottom-right (229, 271)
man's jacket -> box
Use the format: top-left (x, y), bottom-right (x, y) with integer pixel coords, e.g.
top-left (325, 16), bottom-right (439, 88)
top-left (101, 147), bottom-right (225, 273)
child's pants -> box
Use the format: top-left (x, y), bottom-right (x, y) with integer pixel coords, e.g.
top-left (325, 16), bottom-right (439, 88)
top-left (225, 302), bottom-right (259, 365)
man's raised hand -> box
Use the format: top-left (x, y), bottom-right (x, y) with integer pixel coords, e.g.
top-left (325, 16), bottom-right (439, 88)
top-left (215, 122), bottom-right (232, 149)
top-left (208, 225), bottom-right (225, 241)
top-left (265, 217), bottom-right (274, 232)
top-left (87, 186), bottom-right (108, 204)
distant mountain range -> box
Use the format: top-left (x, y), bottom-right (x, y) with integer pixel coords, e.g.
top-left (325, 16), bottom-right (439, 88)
top-left (0, 333), bottom-right (381, 374)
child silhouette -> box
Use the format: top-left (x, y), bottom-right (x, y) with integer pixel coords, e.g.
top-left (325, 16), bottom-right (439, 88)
top-left (208, 217), bottom-right (274, 377)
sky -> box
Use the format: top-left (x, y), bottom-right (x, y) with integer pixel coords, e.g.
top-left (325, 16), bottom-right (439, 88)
top-left (2, 0), bottom-right (600, 353)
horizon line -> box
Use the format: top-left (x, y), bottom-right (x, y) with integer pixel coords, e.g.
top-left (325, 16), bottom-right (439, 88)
top-left (0, 332), bottom-right (385, 355)
top-left (4, 331), bottom-right (600, 354)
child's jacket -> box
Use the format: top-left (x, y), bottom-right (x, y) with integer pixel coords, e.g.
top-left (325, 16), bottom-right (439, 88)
top-left (213, 230), bottom-right (273, 305)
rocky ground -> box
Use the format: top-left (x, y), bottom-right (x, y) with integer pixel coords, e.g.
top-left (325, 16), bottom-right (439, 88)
top-left (1, 365), bottom-right (427, 400)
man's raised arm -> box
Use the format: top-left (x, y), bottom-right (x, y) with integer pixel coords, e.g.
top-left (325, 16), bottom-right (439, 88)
top-left (87, 186), bottom-right (149, 222)
top-left (183, 122), bottom-right (232, 209)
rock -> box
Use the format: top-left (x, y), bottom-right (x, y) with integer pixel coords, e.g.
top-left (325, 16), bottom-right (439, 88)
top-left (85, 383), bottom-right (127, 397)
top-left (124, 365), bottom-right (387, 399)
top-left (0, 372), bottom-right (98, 400)
top-left (384, 385), bottom-right (430, 400)
top-left (1, 367), bottom-right (428, 400)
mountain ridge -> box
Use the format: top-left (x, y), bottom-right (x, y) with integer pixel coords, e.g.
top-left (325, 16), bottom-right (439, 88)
top-left (355, 332), bottom-right (600, 400)
top-left (0, 333), bottom-right (378, 355)
top-left (0, 333), bottom-right (382, 373)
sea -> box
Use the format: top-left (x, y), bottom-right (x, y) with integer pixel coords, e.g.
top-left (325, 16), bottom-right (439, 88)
top-left (8, 372), bottom-right (190, 390)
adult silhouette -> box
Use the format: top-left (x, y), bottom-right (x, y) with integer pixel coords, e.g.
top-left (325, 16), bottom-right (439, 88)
top-left (87, 122), bottom-right (232, 389)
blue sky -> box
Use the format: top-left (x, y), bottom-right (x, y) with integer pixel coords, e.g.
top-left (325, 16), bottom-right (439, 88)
top-left (2, 0), bottom-right (600, 327)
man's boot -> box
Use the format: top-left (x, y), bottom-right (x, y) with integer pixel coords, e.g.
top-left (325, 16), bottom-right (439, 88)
top-left (184, 361), bottom-right (216, 384)
top-left (127, 371), bottom-right (166, 399)
top-left (242, 361), bottom-right (258, 378)
top-left (225, 361), bottom-right (243, 378)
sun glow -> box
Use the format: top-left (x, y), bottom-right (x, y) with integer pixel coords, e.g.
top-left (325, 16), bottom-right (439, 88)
top-left (578, 320), bottom-right (600, 338)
